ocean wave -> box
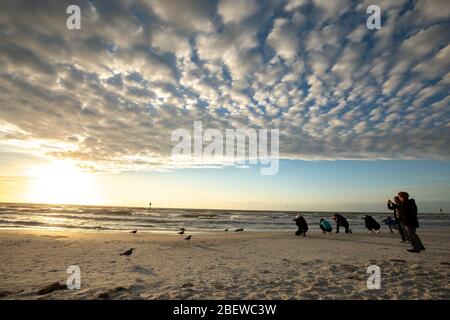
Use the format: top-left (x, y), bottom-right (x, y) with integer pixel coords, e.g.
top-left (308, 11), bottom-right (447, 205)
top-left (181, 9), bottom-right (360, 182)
top-left (0, 218), bottom-right (46, 227)
top-left (0, 203), bottom-right (449, 233)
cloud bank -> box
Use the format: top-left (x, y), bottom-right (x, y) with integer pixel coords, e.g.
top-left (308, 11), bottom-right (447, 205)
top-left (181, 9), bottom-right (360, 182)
top-left (0, 0), bottom-right (449, 172)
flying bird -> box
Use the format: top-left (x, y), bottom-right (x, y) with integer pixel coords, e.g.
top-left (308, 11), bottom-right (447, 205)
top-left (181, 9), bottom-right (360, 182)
top-left (119, 248), bottom-right (135, 256)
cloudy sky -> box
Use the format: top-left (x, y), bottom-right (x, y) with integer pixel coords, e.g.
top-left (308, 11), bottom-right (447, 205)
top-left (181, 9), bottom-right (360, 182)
top-left (0, 0), bottom-right (449, 211)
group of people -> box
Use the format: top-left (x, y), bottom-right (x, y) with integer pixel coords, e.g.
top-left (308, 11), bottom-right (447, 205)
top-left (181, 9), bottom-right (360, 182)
top-left (386, 191), bottom-right (425, 253)
top-left (292, 191), bottom-right (425, 253)
top-left (293, 213), bottom-right (352, 237)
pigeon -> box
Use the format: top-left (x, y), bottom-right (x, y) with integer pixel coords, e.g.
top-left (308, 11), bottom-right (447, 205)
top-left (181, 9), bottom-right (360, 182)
top-left (119, 248), bottom-right (135, 256)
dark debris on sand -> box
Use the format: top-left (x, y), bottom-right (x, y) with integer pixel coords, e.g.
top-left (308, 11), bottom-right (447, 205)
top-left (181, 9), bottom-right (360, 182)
top-left (97, 286), bottom-right (129, 300)
top-left (37, 282), bottom-right (67, 295)
top-left (181, 282), bottom-right (194, 288)
top-left (0, 291), bottom-right (13, 298)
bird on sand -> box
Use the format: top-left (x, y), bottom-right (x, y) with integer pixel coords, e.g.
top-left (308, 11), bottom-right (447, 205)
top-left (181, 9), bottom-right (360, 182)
top-left (119, 248), bottom-right (135, 256)
top-left (235, 228), bottom-right (244, 232)
top-left (178, 230), bottom-right (185, 236)
top-left (130, 229), bottom-right (137, 234)
top-left (179, 228), bottom-right (186, 231)
top-left (184, 235), bottom-right (192, 246)
top-left (224, 228), bottom-right (228, 232)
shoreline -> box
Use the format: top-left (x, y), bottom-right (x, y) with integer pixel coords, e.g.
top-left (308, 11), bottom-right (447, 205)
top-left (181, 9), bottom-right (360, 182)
top-left (1, 229), bottom-right (449, 299)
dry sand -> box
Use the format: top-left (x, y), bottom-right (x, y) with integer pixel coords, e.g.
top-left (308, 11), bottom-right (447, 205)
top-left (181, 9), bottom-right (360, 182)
top-left (0, 229), bottom-right (449, 300)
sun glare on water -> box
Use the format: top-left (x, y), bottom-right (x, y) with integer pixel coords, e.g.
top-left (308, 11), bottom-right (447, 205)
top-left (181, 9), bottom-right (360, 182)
top-left (26, 161), bottom-right (102, 205)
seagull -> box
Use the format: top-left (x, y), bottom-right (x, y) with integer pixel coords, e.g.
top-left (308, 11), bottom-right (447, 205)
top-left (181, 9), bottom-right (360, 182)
top-left (178, 230), bottom-right (185, 236)
top-left (130, 229), bottom-right (137, 234)
top-left (119, 248), bottom-right (135, 256)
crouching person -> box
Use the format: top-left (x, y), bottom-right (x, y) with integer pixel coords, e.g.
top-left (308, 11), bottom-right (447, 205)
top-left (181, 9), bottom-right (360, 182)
top-left (319, 218), bottom-right (332, 234)
top-left (333, 214), bottom-right (352, 234)
top-left (293, 214), bottom-right (308, 237)
top-left (363, 215), bottom-right (381, 233)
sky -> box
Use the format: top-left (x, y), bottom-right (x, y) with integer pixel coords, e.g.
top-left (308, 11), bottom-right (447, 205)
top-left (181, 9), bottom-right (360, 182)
top-left (0, 0), bottom-right (449, 212)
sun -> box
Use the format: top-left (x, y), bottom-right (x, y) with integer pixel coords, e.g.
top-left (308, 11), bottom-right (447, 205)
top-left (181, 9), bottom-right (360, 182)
top-left (26, 161), bottom-right (102, 205)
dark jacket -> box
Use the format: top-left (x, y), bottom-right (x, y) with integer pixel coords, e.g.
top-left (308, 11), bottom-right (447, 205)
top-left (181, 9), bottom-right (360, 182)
top-left (293, 216), bottom-right (308, 231)
top-left (364, 215), bottom-right (380, 230)
top-left (334, 214), bottom-right (349, 227)
top-left (387, 202), bottom-right (400, 219)
top-left (398, 199), bottom-right (419, 228)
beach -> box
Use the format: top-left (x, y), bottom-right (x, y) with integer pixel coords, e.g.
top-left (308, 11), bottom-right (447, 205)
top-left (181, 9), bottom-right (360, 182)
top-left (1, 229), bottom-right (449, 300)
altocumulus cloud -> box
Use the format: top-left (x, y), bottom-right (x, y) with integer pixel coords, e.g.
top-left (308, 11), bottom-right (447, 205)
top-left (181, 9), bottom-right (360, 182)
top-left (0, 0), bottom-right (449, 172)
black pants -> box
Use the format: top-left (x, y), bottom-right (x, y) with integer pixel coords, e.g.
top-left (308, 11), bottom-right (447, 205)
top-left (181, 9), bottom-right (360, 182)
top-left (295, 228), bottom-right (307, 236)
top-left (404, 226), bottom-right (425, 251)
top-left (395, 218), bottom-right (409, 241)
top-left (336, 223), bottom-right (351, 233)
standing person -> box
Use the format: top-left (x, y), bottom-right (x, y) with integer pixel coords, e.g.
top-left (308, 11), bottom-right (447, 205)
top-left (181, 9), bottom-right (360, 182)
top-left (397, 191), bottom-right (425, 253)
top-left (387, 197), bottom-right (409, 242)
top-left (319, 218), bottom-right (333, 234)
top-left (293, 214), bottom-right (308, 237)
top-left (332, 214), bottom-right (352, 234)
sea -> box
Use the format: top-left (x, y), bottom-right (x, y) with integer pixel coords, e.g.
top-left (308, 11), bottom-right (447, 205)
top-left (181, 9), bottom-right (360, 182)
top-left (0, 203), bottom-right (448, 234)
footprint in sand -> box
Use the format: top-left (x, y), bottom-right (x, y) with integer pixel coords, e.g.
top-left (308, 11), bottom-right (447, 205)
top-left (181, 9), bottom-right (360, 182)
top-left (390, 259), bottom-right (407, 264)
top-left (130, 265), bottom-right (156, 276)
top-left (214, 283), bottom-right (225, 289)
top-left (340, 264), bottom-right (358, 272)
top-left (129, 283), bottom-right (146, 292)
